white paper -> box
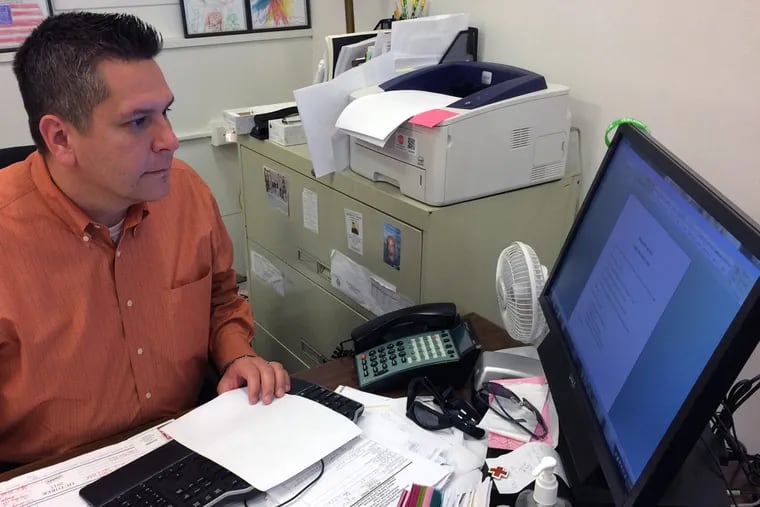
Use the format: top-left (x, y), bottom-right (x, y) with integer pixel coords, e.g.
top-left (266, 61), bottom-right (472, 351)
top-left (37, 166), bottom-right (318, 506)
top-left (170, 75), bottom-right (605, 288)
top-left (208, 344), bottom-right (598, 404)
top-left (390, 14), bottom-right (469, 70)
top-left (478, 383), bottom-right (549, 442)
top-left (163, 389), bottom-right (362, 491)
top-left (330, 250), bottom-right (414, 316)
top-left (485, 442), bottom-right (568, 495)
top-left (266, 436), bottom-right (450, 507)
top-left (335, 385), bottom-right (393, 408)
top-left (294, 53), bottom-right (397, 177)
top-left (302, 188), bottom-right (319, 234)
top-left (370, 277), bottom-right (415, 314)
top-left (251, 250), bottom-right (285, 297)
top-left (0, 423), bottom-right (172, 507)
top-left (373, 31), bottom-right (392, 57)
top-left (344, 209), bottom-right (364, 255)
top-left (336, 90), bottom-right (458, 147)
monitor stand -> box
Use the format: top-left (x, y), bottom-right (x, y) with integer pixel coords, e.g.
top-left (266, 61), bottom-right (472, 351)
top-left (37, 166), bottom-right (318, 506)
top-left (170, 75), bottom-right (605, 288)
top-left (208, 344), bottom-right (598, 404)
top-left (568, 430), bottom-right (729, 507)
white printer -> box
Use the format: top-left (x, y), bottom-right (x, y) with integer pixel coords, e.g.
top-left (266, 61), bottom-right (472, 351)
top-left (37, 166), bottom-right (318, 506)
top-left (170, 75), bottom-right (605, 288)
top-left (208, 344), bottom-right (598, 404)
top-left (348, 62), bottom-right (571, 206)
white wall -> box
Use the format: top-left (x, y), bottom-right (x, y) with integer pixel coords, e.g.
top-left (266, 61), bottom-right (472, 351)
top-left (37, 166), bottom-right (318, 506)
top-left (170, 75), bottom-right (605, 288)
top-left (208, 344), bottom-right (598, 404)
top-left (422, 0), bottom-right (760, 453)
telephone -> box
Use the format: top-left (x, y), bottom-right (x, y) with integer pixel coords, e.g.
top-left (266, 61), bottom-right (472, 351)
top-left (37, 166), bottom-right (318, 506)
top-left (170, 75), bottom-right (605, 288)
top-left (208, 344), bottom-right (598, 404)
top-left (352, 303), bottom-right (482, 392)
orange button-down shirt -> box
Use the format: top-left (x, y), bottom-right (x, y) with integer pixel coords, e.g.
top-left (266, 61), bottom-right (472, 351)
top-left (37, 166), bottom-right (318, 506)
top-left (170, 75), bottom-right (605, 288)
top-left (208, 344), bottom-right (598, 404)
top-left (0, 152), bottom-right (255, 464)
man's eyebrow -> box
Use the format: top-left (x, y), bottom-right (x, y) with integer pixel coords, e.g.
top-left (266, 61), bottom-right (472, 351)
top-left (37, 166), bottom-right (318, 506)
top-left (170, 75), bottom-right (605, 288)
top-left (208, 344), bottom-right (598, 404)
top-left (121, 96), bottom-right (175, 119)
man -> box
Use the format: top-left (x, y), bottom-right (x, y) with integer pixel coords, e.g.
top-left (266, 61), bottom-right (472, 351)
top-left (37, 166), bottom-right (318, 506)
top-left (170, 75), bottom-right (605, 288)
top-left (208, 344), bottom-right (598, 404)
top-left (0, 12), bottom-right (289, 467)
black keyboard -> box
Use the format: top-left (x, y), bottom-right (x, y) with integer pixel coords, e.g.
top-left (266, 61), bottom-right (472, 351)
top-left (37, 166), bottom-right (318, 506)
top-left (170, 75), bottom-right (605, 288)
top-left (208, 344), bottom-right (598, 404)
top-left (289, 378), bottom-right (364, 422)
top-left (80, 380), bottom-right (364, 507)
top-left (79, 440), bottom-right (257, 506)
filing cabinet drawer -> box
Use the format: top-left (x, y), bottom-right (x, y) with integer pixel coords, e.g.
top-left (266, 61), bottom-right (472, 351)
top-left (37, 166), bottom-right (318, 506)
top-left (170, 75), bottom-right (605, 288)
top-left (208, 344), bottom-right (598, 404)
top-left (247, 241), bottom-right (367, 367)
top-left (251, 323), bottom-right (309, 374)
top-left (241, 146), bottom-right (423, 305)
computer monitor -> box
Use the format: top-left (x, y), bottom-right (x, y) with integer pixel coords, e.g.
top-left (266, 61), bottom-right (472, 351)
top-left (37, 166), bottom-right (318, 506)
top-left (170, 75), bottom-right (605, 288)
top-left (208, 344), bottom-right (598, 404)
top-left (538, 124), bottom-right (760, 506)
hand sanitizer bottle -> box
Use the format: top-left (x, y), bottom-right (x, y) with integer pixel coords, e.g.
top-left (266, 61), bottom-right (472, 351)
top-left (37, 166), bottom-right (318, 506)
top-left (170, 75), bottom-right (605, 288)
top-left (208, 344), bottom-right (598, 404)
top-left (515, 457), bottom-right (572, 507)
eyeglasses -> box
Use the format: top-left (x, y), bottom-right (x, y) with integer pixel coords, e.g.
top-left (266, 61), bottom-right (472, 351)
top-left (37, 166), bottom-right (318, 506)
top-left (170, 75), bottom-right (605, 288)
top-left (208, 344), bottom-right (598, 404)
top-left (406, 376), bottom-right (485, 439)
top-left (479, 382), bottom-right (548, 439)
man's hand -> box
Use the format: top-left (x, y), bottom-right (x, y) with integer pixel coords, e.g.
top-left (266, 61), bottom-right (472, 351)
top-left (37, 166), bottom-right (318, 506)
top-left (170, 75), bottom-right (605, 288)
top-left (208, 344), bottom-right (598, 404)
top-left (217, 355), bottom-right (290, 404)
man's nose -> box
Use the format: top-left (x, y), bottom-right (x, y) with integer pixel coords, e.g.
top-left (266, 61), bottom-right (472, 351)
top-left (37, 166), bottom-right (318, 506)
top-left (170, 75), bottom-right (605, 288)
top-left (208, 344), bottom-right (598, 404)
top-left (153, 116), bottom-right (179, 153)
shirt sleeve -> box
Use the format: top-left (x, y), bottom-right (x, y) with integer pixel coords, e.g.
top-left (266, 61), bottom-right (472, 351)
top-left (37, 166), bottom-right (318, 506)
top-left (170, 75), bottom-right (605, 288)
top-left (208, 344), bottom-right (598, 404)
top-left (206, 194), bottom-right (257, 373)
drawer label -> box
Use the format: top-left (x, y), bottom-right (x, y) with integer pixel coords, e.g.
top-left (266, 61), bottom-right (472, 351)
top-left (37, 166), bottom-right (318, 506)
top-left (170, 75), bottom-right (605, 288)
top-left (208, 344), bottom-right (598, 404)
top-left (302, 188), bottom-right (319, 234)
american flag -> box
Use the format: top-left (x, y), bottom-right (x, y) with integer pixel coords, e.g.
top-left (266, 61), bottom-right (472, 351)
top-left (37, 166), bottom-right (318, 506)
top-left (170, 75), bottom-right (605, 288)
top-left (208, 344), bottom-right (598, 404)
top-left (0, 2), bottom-right (46, 50)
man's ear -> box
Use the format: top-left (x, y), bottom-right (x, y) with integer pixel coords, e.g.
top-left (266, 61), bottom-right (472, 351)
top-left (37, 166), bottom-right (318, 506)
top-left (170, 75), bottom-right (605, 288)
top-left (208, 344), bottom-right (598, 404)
top-left (38, 114), bottom-right (77, 167)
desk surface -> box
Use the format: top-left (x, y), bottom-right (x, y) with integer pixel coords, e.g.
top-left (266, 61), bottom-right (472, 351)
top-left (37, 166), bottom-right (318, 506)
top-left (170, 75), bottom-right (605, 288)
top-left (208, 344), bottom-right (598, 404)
top-left (0, 313), bottom-right (515, 483)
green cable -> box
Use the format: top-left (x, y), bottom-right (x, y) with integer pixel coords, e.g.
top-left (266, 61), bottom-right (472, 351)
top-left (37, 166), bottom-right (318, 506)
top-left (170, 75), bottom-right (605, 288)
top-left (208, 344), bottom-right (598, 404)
top-left (605, 117), bottom-right (650, 146)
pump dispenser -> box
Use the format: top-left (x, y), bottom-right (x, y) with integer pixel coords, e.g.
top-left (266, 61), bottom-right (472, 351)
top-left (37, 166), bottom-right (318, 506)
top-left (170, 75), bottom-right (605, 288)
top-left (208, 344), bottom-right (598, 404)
top-left (515, 457), bottom-right (571, 507)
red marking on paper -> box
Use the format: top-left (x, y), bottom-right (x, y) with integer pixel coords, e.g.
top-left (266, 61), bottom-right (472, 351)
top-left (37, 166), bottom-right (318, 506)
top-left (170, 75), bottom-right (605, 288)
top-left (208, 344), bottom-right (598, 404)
top-left (489, 465), bottom-right (509, 479)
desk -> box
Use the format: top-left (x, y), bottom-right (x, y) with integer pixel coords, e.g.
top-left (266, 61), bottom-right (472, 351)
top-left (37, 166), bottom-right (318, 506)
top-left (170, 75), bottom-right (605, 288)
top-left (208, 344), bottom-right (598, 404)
top-left (0, 313), bottom-right (515, 484)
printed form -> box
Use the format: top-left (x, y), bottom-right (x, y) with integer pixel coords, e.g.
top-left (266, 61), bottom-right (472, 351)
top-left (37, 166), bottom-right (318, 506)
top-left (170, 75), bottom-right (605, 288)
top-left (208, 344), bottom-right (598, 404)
top-left (0, 423), bottom-right (171, 507)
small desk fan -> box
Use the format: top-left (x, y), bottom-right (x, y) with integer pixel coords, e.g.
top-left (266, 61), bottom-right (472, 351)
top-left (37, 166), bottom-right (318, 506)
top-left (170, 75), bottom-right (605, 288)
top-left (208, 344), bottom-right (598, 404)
top-left (473, 241), bottom-right (549, 384)
top-left (495, 241), bottom-right (549, 345)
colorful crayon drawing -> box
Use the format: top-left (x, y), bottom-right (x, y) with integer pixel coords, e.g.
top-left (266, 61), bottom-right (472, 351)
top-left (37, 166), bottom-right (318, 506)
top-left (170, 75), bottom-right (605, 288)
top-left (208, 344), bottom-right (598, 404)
top-left (250, 0), bottom-right (309, 30)
top-left (182, 0), bottom-right (246, 36)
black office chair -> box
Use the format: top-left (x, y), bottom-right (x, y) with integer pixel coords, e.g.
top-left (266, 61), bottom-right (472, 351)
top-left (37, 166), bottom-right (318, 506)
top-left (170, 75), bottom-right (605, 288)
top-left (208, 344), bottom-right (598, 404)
top-left (0, 144), bottom-right (36, 169)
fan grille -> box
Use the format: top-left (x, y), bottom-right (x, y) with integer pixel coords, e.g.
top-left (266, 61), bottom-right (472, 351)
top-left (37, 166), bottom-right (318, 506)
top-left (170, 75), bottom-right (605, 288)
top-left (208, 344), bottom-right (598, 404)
top-left (496, 242), bottom-right (548, 343)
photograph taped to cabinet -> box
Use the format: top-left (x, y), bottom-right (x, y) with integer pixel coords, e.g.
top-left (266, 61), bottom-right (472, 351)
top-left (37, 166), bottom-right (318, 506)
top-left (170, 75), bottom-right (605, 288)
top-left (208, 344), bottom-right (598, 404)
top-left (383, 222), bottom-right (401, 270)
top-left (263, 166), bottom-right (289, 216)
top-left (344, 209), bottom-right (364, 255)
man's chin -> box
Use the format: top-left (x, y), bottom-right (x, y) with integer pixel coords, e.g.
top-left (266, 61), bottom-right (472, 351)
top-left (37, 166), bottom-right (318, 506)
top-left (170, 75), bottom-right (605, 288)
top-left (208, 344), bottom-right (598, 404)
top-left (139, 175), bottom-right (171, 202)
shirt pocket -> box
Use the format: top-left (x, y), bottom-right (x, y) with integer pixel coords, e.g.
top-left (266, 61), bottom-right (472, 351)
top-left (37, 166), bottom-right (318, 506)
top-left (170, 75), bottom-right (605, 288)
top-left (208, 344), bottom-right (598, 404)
top-left (163, 269), bottom-right (212, 383)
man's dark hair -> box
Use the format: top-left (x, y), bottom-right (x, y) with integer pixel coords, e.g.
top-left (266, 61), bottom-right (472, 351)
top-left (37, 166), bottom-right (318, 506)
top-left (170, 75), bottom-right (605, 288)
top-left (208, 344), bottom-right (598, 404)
top-left (13, 12), bottom-right (163, 153)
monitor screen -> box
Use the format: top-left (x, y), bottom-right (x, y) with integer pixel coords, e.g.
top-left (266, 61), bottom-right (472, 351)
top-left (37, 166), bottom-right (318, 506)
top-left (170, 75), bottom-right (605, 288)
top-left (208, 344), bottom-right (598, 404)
top-left (539, 124), bottom-right (760, 505)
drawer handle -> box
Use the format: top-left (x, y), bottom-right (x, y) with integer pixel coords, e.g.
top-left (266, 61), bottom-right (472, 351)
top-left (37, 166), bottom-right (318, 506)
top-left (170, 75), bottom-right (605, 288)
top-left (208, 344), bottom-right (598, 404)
top-left (300, 338), bottom-right (328, 364)
top-left (297, 248), bottom-right (331, 280)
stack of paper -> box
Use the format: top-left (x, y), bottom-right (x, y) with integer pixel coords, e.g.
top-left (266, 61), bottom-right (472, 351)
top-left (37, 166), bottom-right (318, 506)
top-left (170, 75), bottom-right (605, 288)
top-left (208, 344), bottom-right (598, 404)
top-left (335, 90), bottom-right (458, 147)
top-left (390, 14), bottom-right (469, 71)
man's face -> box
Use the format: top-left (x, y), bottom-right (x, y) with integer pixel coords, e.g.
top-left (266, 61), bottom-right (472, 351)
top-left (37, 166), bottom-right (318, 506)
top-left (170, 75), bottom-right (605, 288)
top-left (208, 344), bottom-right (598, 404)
top-left (387, 237), bottom-right (396, 259)
top-left (68, 59), bottom-right (179, 209)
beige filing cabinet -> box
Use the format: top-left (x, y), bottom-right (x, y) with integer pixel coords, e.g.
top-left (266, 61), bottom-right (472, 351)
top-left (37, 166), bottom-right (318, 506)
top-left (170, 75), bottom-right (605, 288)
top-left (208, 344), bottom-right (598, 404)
top-left (238, 136), bottom-right (580, 372)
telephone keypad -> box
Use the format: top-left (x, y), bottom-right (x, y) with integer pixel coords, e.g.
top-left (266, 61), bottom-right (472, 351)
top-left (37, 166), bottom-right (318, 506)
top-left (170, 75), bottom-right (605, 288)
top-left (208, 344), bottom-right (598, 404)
top-left (356, 329), bottom-right (462, 390)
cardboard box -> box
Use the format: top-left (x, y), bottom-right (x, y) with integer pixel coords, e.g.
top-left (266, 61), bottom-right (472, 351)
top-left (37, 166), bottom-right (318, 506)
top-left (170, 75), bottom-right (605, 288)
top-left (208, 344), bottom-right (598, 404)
top-left (269, 119), bottom-right (306, 146)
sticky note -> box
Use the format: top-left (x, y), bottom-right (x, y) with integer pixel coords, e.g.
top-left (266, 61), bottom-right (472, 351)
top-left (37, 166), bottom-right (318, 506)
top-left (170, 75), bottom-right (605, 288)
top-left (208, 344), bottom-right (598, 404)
top-left (408, 108), bottom-right (459, 128)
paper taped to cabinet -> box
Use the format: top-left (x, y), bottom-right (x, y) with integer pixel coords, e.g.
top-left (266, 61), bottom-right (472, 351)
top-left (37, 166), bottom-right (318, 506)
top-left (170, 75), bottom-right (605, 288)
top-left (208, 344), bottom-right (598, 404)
top-left (251, 250), bottom-right (285, 296)
top-left (330, 250), bottom-right (413, 316)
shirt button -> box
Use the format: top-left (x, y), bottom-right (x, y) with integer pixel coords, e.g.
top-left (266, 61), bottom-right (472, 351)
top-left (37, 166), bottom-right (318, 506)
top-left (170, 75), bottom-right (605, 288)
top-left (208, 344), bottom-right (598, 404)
top-left (137, 347), bottom-right (144, 355)
top-left (82, 235), bottom-right (90, 242)
top-left (145, 392), bottom-right (152, 399)
top-left (116, 250), bottom-right (122, 258)
top-left (126, 299), bottom-right (134, 308)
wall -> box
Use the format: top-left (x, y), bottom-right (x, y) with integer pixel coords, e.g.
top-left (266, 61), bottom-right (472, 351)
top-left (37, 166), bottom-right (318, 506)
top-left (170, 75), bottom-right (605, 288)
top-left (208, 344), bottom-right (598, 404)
top-left (420, 0), bottom-right (760, 455)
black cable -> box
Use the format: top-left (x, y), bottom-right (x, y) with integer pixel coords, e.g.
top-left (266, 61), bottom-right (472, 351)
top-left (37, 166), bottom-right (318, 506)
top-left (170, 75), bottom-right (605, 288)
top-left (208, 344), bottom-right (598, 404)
top-left (331, 338), bottom-right (355, 358)
top-left (245, 459), bottom-right (325, 507)
top-left (700, 434), bottom-right (739, 507)
top-left (711, 398), bottom-right (760, 488)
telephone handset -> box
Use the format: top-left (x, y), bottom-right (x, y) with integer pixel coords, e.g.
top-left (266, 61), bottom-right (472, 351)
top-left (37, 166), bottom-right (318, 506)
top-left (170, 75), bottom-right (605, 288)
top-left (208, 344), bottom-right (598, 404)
top-left (351, 302), bottom-right (460, 353)
top-left (352, 303), bottom-right (481, 393)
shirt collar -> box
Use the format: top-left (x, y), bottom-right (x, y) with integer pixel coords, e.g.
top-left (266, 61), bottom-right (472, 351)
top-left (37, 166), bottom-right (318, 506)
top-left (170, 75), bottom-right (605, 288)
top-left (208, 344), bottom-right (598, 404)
top-left (29, 151), bottom-right (150, 234)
